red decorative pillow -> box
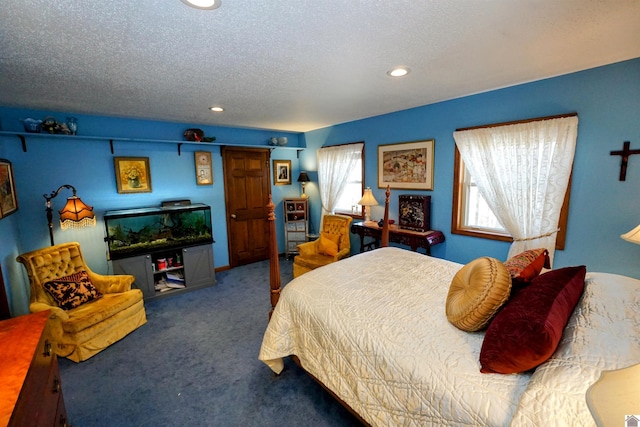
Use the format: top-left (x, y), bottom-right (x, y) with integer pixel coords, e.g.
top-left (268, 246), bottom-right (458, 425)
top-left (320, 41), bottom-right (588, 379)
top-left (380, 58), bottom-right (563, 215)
top-left (44, 271), bottom-right (103, 310)
top-left (504, 248), bottom-right (550, 283)
top-left (479, 265), bottom-right (586, 374)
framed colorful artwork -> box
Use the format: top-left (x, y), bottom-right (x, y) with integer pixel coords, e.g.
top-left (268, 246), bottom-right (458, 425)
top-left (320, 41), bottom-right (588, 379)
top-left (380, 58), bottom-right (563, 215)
top-left (0, 159), bottom-right (18, 219)
top-left (114, 157), bottom-right (152, 194)
top-left (273, 160), bottom-right (292, 185)
top-left (378, 139), bottom-right (435, 190)
top-left (195, 151), bottom-right (213, 185)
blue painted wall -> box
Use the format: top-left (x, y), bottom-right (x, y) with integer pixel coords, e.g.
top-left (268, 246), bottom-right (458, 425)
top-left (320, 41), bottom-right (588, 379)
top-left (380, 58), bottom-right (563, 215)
top-left (0, 110), bottom-right (303, 316)
top-left (302, 58), bottom-right (640, 277)
top-left (1, 58), bottom-right (639, 316)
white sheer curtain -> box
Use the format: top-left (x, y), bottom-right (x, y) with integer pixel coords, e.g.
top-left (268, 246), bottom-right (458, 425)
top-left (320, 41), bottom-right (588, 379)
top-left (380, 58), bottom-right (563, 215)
top-left (453, 116), bottom-right (578, 265)
top-left (317, 143), bottom-right (364, 228)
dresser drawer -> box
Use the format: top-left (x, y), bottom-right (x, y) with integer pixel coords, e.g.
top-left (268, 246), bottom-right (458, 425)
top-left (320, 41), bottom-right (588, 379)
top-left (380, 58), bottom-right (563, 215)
top-left (2, 312), bottom-right (68, 427)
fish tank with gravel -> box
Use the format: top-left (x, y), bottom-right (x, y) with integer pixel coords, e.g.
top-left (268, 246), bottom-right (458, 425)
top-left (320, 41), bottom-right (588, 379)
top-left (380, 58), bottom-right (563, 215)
top-left (104, 203), bottom-right (213, 260)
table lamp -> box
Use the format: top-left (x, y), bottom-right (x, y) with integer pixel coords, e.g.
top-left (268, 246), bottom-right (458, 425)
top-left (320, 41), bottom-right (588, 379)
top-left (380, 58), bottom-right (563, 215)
top-left (297, 171), bottom-right (310, 198)
top-left (621, 223), bottom-right (640, 244)
top-left (358, 187), bottom-right (378, 223)
top-left (585, 226), bottom-right (640, 425)
top-left (586, 363), bottom-right (640, 426)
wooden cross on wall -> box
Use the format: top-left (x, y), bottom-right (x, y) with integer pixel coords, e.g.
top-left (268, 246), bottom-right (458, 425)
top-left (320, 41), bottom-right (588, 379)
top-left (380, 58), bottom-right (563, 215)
top-left (610, 141), bottom-right (640, 181)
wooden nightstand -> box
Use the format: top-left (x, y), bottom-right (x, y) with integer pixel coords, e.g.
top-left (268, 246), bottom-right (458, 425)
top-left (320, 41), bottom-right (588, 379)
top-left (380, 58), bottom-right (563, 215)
top-left (0, 311), bottom-right (69, 427)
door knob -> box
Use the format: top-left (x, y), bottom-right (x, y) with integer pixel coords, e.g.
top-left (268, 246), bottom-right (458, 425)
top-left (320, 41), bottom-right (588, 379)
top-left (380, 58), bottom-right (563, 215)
top-left (231, 214), bottom-right (237, 219)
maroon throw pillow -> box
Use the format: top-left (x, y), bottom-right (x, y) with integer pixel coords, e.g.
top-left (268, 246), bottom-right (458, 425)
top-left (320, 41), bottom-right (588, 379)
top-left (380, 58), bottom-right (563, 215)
top-left (479, 265), bottom-right (586, 374)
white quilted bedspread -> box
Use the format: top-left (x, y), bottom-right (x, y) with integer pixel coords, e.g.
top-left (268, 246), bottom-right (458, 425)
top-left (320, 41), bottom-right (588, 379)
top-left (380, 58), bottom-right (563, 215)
top-left (510, 272), bottom-right (640, 427)
top-left (259, 248), bottom-right (531, 426)
top-left (258, 247), bottom-right (640, 426)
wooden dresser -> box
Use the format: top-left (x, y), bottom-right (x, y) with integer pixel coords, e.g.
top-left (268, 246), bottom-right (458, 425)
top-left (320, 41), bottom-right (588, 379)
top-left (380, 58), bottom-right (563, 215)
top-left (0, 311), bottom-right (69, 427)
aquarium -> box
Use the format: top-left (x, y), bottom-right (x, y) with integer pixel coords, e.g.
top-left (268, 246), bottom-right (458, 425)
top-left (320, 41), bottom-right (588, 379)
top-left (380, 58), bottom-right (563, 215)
top-left (104, 203), bottom-right (213, 260)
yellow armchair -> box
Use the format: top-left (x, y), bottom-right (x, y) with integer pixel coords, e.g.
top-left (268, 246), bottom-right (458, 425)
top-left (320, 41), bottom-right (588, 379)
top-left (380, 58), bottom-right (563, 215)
top-left (16, 242), bottom-right (146, 362)
top-left (293, 214), bottom-right (353, 278)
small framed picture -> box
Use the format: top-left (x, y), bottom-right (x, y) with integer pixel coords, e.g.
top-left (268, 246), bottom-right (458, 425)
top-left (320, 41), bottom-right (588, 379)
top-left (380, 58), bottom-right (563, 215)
top-left (114, 157), bottom-right (152, 194)
top-left (273, 160), bottom-right (292, 185)
top-left (0, 158), bottom-right (18, 219)
top-left (195, 151), bottom-right (213, 185)
top-left (378, 139), bottom-right (435, 190)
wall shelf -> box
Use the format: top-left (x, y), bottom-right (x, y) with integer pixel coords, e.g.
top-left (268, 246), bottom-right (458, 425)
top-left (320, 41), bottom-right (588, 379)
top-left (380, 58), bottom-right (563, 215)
top-left (0, 131), bottom-right (304, 156)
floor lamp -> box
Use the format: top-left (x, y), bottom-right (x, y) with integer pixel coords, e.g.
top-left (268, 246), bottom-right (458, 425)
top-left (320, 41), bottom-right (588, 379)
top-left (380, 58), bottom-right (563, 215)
top-left (44, 185), bottom-right (96, 246)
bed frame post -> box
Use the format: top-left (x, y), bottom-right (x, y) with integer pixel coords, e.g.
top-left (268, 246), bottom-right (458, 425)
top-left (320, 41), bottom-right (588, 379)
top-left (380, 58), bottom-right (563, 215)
top-left (381, 185), bottom-right (390, 247)
top-left (267, 194), bottom-right (281, 319)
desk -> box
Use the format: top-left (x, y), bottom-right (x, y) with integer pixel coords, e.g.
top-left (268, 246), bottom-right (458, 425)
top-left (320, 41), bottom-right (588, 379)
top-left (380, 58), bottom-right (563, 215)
top-left (350, 221), bottom-right (445, 255)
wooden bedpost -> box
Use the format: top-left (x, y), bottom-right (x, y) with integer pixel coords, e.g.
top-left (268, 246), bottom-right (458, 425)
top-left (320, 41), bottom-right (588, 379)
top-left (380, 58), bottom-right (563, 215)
top-left (267, 194), bottom-right (281, 319)
top-left (381, 185), bottom-right (390, 247)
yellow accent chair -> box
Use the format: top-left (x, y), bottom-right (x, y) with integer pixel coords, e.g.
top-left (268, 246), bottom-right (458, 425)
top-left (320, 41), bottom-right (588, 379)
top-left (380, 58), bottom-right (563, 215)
top-left (17, 242), bottom-right (147, 362)
top-left (293, 214), bottom-right (353, 278)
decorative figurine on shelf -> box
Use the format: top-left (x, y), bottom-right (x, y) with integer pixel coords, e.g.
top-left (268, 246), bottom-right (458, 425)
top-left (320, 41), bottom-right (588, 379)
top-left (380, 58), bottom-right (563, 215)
top-left (184, 128), bottom-right (204, 141)
top-left (41, 116), bottom-right (72, 134)
top-left (42, 116), bottom-right (57, 134)
top-left (22, 118), bottom-right (42, 133)
top-left (66, 117), bottom-right (78, 135)
top-left (183, 128), bottom-right (215, 142)
top-left (269, 137), bottom-right (288, 146)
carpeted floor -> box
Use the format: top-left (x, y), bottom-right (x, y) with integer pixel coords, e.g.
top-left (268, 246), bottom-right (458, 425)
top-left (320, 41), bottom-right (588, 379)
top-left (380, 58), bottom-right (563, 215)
top-left (58, 257), bottom-right (363, 426)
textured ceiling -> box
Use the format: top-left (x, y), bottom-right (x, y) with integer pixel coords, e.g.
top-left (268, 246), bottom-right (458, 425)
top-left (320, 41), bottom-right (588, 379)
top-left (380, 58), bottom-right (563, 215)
top-left (1, 1), bottom-right (639, 132)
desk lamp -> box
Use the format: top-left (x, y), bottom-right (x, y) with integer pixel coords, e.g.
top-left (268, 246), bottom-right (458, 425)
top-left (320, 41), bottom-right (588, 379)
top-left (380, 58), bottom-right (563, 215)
top-left (358, 187), bottom-right (378, 223)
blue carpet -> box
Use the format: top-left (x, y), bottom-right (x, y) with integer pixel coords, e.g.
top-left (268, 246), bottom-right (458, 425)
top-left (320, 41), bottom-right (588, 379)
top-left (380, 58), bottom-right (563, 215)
top-left (58, 258), bottom-right (363, 426)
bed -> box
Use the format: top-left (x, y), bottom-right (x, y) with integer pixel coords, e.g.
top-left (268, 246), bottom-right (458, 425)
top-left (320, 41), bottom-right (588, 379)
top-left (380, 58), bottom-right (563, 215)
top-left (258, 197), bottom-right (640, 426)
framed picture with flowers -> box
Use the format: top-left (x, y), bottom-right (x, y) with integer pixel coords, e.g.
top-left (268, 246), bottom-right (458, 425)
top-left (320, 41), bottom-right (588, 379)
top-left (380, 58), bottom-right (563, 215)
top-left (114, 157), bottom-right (152, 193)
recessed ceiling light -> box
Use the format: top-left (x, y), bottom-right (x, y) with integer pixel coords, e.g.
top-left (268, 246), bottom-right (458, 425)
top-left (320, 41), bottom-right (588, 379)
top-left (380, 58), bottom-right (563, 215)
top-left (387, 67), bottom-right (410, 77)
top-left (180, 0), bottom-right (221, 10)
top-left (209, 106), bottom-right (224, 112)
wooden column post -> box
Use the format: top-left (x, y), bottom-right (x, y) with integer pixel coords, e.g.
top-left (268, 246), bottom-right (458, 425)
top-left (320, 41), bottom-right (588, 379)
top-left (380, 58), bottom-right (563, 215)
top-left (267, 195), bottom-right (281, 319)
top-left (381, 186), bottom-right (390, 247)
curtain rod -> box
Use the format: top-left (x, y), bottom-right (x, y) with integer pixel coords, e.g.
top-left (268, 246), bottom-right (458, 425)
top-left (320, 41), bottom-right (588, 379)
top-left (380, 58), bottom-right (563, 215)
top-left (319, 141), bottom-right (364, 149)
top-left (455, 112), bottom-right (577, 132)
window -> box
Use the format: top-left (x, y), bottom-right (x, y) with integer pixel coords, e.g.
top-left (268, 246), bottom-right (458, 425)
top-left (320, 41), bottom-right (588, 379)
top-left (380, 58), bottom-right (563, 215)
top-left (452, 147), bottom-right (511, 242)
top-left (451, 115), bottom-right (576, 251)
top-left (318, 142), bottom-right (364, 218)
top-left (333, 154), bottom-right (364, 217)
top-left (461, 164), bottom-right (506, 233)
